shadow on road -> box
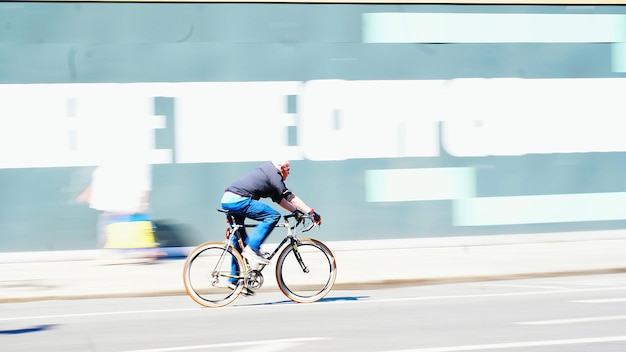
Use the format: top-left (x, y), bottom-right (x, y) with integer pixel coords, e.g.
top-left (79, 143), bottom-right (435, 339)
top-left (0, 324), bottom-right (57, 335)
top-left (251, 296), bottom-right (369, 306)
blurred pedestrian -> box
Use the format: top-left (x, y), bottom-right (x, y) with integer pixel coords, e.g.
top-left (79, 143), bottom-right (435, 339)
top-left (77, 157), bottom-right (162, 261)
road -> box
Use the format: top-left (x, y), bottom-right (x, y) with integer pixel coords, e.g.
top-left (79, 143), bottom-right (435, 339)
top-left (2, 273), bottom-right (626, 352)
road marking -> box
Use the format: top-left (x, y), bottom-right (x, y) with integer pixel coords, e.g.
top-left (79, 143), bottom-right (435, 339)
top-left (568, 282), bottom-right (618, 286)
top-left (529, 279), bottom-right (620, 287)
top-left (572, 297), bottom-right (626, 303)
top-left (233, 342), bottom-right (300, 352)
top-left (384, 336), bottom-right (626, 352)
top-left (121, 337), bottom-right (327, 352)
top-left (474, 284), bottom-right (566, 290)
top-left (4, 286), bottom-right (626, 322)
top-left (343, 286), bottom-right (626, 305)
top-left (0, 308), bottom-right (201, 322)
top-left (517, 315), bottom-right (626, 325)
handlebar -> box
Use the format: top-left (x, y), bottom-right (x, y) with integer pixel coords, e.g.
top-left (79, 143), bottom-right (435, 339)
top-left (284, 211), bottom-right (318, 232)
top-left (301, 221), bottom-right (317, 233)
top-left (283, 210), bottom-right (303, 220)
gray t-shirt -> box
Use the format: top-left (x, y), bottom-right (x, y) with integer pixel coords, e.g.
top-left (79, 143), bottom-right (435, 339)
top-left (225, 162), bottom-right (294, 203)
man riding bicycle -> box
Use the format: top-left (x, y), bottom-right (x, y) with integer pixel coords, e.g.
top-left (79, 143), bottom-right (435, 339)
top-left (220, 160), bottom-right (322, 278)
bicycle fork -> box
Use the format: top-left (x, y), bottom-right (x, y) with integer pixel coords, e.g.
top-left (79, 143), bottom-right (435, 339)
top-left (267, 236), bottom-right (309, 273)
top-left (289, 238), bottom-right (309, 273)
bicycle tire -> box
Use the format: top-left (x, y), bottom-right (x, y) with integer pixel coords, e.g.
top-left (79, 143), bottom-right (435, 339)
top-left (183, 241), bottom-right (246, 308)
top-left (275, 238), bottom-right (337, 303)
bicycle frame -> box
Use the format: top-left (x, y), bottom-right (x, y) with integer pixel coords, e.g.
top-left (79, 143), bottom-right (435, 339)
top-left (226, 212), bottom-right (313, 255)
top-left (218, 210), bottom-right (316, 279)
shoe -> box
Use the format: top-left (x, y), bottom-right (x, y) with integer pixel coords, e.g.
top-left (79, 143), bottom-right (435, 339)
top-left (242, 246), bottom-right (270, 265)
top-left (248, 260), bottom-right (262, 271)
top-left (227, 282), bottom-right (255, 296)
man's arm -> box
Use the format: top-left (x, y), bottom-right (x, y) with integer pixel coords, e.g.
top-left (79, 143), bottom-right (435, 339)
top-left (279, 195), bottom-right (312, 214)
top-left (279, 196), bottom-right (322, 224)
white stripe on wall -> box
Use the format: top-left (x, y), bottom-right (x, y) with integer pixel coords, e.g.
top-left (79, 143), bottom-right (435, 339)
top-left (454, 192), bottom-right (626, 226)
top-left (365, 167), bottom-right (476, 202)
top-left (363, 13), bottom-right (626, 43)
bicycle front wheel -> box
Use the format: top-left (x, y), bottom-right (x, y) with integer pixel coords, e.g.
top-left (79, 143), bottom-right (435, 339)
top-left (183, 242), bottom-right (246, 308)
top-left (276, 238), bottom-right (337, 303)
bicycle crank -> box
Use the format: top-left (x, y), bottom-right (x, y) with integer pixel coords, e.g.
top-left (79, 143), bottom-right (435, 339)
top-left (245, 270), bottom-right (264, 289)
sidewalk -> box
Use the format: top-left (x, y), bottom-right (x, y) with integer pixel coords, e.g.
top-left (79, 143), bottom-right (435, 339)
top-left (1, 231), bottom-right (626, 303)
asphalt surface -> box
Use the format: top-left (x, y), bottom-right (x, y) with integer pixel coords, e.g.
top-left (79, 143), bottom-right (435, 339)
top-left (1, 230), bottom-right (626, 303)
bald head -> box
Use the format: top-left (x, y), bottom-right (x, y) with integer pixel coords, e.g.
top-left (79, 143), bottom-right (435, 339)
top-left (272, 160), bottom-right (291, 180)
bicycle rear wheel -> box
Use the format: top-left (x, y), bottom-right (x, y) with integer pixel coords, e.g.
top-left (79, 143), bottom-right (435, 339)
top-left (276, 238), bottom-right (337, 303)
top-left (183, 242), bottom-right (246, 308)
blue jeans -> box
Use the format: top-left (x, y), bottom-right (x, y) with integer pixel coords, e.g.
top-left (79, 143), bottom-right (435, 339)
top-left (221, 197), bottom-right (281, 283)
top-left (221, 197), bottom-right (281, 251)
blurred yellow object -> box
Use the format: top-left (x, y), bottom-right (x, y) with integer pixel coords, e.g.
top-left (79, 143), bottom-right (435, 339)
top-left (104, 214), bottom-right (158, 249)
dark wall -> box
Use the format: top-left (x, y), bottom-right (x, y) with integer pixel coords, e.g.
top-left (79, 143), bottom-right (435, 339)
top-left (1, 2), bottom-right (626, 251)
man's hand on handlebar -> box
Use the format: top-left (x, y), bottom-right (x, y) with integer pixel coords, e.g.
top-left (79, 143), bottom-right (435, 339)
top-left (308, 209), bottom-right (322, 225)
top-left (291, 209), bottom-right (305, 220)
top-left (289, 209), bottom-right (322, 226)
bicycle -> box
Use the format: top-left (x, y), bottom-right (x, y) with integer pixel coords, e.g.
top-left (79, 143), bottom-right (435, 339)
top-left (183, 209), bottom-right (337, 308)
